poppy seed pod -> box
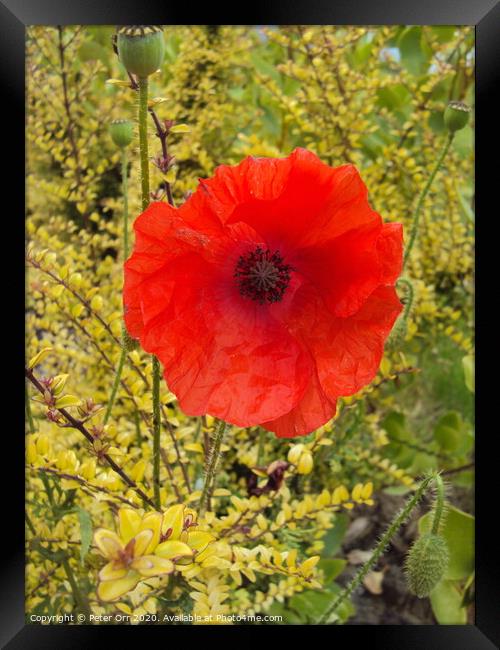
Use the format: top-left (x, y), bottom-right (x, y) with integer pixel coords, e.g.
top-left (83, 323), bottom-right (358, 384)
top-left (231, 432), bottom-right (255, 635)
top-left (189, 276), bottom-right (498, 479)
top-left (117, 26), bottom-right (165, 78)
top-left (405, 533), bottom-right (449, 598)
top-left (443, 101), bottom-right (471, 133)
top-left (109, 119), bottom-right (134, 149)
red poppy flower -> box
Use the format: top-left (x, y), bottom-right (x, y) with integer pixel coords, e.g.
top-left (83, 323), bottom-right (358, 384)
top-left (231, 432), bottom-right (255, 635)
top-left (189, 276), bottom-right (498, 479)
top-left (124, 148), bottom-right (403, 437)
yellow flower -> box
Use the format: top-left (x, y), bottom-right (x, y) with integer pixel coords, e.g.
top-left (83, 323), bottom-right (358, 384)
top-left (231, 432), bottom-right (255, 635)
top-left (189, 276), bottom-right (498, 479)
top-left (155, 504), bottom-right (214, 567)
top-left (288, 444), bottom-right (314, 475)
top-left (94, 505), bottom-right (216, 602)
top-left (94, 509), bottom-right (171, 602)
top-left (351, 482), bottom-right (375, 506)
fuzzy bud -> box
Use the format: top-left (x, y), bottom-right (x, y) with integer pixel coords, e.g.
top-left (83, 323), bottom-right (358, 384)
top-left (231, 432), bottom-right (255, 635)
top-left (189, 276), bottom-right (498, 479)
top-left (122, 323), bottom-right (139, 351)
top-left (443, 101), bottom-right (471, 133)
top-left (117, 26), bottom-right (165, 78)
top-left (405, 533), bottom-right (449, 597)
top-left (109, 119), bottom-right (134, 148)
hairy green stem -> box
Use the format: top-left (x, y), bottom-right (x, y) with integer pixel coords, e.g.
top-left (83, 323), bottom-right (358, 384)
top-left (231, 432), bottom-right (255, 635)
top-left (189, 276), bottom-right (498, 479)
top-left (397, 277), bottom-right (415, 322)
top-left (25, 381), bottom-right (36, 434)
top-left (318, 474), bottom-right (435, 624)
top-left (121, 148), bottom-right (130, 258)
top-left (431, 473), bottom-right (445, 535)
top-left (403, 133), bottom-right (454, 268)
top-left (152, 355), bottom-right (162, 509)
top-left (138, 76), bottom-right (150, 211)
top-left (200, 419), bottom-right (227, 515)
top-left (103, 348), bottom-right (126, 425)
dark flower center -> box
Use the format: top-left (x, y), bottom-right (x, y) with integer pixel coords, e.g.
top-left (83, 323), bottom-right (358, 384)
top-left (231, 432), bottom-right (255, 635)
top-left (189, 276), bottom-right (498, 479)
top-left (234, 247), bottom-right (293, 304)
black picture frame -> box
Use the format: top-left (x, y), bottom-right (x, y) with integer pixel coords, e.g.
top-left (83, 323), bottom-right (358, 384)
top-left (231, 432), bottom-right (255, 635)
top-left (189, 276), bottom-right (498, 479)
top-left (3, 0), bottom-right (498, 647)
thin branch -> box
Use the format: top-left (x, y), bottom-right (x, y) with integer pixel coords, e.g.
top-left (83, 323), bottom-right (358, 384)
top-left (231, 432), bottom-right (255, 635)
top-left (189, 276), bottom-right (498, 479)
top-left (25, 366), bottom-right (155, 509)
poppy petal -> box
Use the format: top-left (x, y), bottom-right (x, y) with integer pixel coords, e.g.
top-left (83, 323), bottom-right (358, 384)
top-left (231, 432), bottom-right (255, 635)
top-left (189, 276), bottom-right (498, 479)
top-left (263, 369), bottom-right (337, 438)
top-left (377, 222), bottom-right (404, 284)
top-left (309, 286), bottom-right (403, 398)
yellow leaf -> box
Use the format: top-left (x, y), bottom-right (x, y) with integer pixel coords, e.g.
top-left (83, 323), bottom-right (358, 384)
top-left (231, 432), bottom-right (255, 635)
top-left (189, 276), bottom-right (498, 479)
top-left (213, 488), bottom-right (231, 497)
top-left (148, 97), bottom-right (169, 107)
top-left (28, 347), bottom-right (53, 369)
top-left (184, 443), bottom-right (204, 453)
top-left (55, 395), bottom-right (81, 408)
top-left (164, 169), bottom-right (176, 183)
top-left (106, 78), bottom-right (132, 87)
top-left (170, 124), bottom-right (190, 133)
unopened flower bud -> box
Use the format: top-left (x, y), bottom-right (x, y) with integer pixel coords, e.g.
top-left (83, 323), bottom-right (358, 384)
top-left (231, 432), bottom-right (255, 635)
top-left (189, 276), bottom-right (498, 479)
top-left (405, 533), bottom-right (449, 597)
top-left (109, 119), bottom-right (134, 148)
top-left (297, 451), bottom-right (314, 475)
top-left (288, 444), bottom-right (305, 465)
top-left (122, 323), bottom-right (139, 351)
top-left (116, 26), bottom-right (165, 78)
top-left (443, 101), bottom-right (471, 133)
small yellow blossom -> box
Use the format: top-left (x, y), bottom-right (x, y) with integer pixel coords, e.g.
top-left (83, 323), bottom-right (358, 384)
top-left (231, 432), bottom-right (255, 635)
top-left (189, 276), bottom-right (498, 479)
top-left (94, 504), bottom-right (214, 602)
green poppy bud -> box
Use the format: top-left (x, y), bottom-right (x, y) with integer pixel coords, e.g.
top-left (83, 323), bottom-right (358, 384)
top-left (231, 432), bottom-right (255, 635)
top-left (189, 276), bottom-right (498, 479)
top-left (109, 119), bottom-right (134, 148)
top-left (405, 533), bottom-right (449, 598)
top-left (443, 101), bottom-right (471, 133)
top-left (117, 26), bottom-right (165, 78)
top-left (122, 323), bottom-right (139, 351)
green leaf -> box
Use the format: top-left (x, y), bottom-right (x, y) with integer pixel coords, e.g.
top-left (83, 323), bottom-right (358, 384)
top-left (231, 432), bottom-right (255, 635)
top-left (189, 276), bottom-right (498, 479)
top-left (453, 125), bottom-right (473, 158)
top-left (462, 355), bottom-right (475, 392)
top-left (318, 558), bottom-right (346, 584)
top-left (76, 507), bottom-right (93, 565)
top-left (250, 52), bottom-right (281, 84)
top-left (383, 485), bottom-right (412, 496)
top-left (430, 580), bottom-right (467, 624)
top-left (398, 27), bottom-right (430, 75)
top-left (434, 411), bottom-right (462, 451)
top-left (409, 452), bottom-right (438, 474)
top-left (419, 506), bottom-right (474, 580)
top-left (289, 584), bottom-right (354, 624)
top-left (429, 110), bottom-right (446, 134)
top-left (78, 41), bottom-right (110, 65)
top-left (376, 85), bottom-right (410, 112)
top-left (322, 513), bottom-right (348, 556)
top-left (431, 26), bottom-right (457, 43)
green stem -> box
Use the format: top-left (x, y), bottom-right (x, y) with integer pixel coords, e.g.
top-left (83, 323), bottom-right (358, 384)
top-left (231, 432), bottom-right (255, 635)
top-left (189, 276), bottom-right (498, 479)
top-left (152, 355), bottom-right (162, 509)
top-left (25, 381), bottom-right (36, 434)
top-left (200, 419), bottom-right (227, 515)
top-left (62, 555), bottom-right (91, 619)
top-left (121, 148), bottom-right (130, 259)
top-left (403, 133), bottom-right (454, 268)
top-left (138, 76), bottom-right (150, 211)
top-left (103, 348), bottom-right (126, 425)
top-left (137, 75), bottom-right (162, 511)
top-left (318, 474), bottom-right (435, 624)
top-left (25, 509), bottom-right (37, 535)
top-left (397, 277), bottom-right (415, 323)
top-left (431, 473), bottom-right (445, 535)
top-left (41, 473), bottom-right (55, 507)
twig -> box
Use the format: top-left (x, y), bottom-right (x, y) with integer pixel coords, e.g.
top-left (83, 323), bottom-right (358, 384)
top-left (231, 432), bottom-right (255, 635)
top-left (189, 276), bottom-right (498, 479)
top-left (25, 366), bottom-right (155, 509)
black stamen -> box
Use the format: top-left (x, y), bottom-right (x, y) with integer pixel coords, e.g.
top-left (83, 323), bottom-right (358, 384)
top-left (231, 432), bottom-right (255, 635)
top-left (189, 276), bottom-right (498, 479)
top-left (234, 247), bottom-right (293, 304)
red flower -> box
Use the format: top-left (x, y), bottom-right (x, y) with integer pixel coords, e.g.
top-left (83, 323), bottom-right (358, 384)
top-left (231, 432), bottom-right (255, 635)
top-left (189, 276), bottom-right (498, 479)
top-left (124, 148), bottom-right (403, 437)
